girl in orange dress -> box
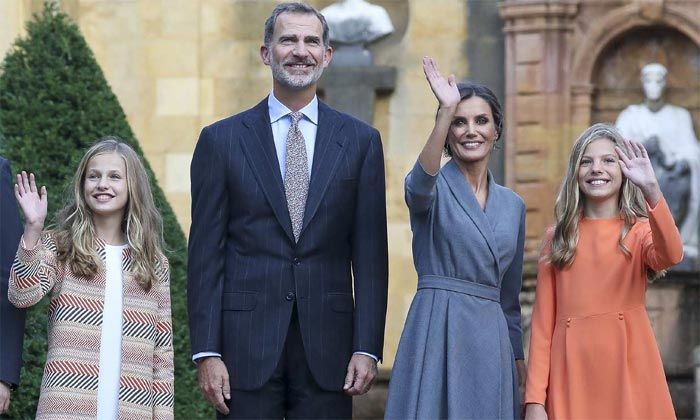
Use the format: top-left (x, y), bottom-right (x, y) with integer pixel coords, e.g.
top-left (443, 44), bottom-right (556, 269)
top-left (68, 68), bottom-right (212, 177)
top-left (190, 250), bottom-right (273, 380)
top-left (524, 123), bottom-right (683, 419)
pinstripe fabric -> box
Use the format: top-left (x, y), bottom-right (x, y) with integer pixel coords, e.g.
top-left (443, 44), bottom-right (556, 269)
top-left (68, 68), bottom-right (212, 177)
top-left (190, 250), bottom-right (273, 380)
top-left (188, 98), bottom-right (389, 392)
top-left (9, 233), bottom-right (174, 419)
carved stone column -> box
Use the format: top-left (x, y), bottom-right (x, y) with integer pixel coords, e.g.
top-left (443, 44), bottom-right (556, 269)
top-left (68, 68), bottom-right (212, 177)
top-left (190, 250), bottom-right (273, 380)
top-left (499, 0), bottom-right (580, 273)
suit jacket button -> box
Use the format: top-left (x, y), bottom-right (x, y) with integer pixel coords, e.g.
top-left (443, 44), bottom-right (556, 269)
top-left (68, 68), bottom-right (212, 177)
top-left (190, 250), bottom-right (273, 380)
top-left (293, 257), bottom-right (300, 265)
top-left (285, 292), bottom-right (295, 301)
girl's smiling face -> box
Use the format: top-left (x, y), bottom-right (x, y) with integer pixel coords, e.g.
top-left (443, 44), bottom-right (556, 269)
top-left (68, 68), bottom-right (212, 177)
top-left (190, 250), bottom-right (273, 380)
top-left (83, 152), bottom-right (128, 219)
top-left (577, 137), bottom-right (623, 206)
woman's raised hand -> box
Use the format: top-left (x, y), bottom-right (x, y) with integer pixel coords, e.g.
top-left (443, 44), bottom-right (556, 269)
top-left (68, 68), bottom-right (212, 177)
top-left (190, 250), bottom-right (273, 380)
top-left (422, 56), bottom-right (460, 109)
top-left (615, 139), bottom-right (662, 206)
top-left (15, 171), bottom-right (48, 230)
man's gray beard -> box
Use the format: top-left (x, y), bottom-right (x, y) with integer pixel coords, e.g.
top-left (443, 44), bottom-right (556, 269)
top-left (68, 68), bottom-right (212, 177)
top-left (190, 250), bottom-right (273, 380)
top-left (271, 61), bottom-right (325, 90)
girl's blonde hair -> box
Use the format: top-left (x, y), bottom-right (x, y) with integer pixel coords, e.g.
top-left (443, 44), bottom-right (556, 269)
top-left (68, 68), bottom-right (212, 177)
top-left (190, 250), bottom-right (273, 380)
top-left (548, 123), bottom-right (648, 269)
top-left (54, 137), bottom-right (164, 291)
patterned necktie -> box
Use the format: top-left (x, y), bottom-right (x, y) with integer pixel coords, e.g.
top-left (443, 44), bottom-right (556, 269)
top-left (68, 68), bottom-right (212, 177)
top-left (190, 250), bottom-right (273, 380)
top-left (284, 111), bottom-right (310, 242)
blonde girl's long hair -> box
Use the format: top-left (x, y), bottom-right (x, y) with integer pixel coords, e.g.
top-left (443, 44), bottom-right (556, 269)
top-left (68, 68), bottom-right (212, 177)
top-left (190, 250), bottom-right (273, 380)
top-left (54, 137), bottom-right (164, 291)
top-left (548, 123), bottom-right (648, 269)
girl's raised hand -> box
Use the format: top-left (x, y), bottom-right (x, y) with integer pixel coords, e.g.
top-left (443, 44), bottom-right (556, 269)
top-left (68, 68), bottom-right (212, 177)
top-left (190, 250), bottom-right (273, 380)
top-left (422, 56), bottom-right (460, 109)
top-left (615, 139), bottom-right (662, 205)
top-left (14, 171), bottom-right (48, 228)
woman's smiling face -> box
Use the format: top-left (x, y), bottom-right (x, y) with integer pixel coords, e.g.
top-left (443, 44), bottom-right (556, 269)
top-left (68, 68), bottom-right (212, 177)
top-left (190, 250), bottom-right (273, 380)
top-left (446, 96), bottom-right (498, 165)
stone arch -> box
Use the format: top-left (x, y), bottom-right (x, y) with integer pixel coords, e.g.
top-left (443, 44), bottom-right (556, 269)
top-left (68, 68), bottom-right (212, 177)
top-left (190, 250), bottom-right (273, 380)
top-left (591, 26), bottom-right (700, 124)
top-left (569, 4), bottom-right (700, 127)
top-left (571, 4), bottom-right (700, 90)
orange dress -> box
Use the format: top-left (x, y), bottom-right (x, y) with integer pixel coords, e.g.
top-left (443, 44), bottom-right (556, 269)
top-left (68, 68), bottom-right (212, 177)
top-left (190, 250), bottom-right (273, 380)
top-left (525, 198), bottom-right (683, 419)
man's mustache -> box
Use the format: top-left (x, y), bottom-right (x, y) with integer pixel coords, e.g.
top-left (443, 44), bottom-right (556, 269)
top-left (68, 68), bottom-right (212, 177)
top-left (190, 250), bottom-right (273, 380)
top-left (282, 60), bottom-right (316, 66)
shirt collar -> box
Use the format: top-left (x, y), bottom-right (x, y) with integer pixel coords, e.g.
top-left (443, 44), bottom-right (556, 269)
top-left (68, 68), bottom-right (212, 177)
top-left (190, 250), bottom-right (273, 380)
top-left (267, 91), bottom-right (318, 125)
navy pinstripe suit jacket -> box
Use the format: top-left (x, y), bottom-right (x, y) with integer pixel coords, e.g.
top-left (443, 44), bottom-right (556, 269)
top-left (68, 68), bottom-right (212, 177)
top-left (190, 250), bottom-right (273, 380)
top-left (187, 98), bottom-right (388, 391)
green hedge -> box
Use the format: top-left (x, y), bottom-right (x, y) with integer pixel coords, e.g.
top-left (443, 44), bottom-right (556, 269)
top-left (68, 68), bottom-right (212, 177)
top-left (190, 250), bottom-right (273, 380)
top-left (0, 4), bottom-right (211, 418)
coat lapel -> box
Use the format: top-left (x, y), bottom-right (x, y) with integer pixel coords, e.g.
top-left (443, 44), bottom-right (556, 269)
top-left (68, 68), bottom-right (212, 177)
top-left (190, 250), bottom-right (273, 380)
top-left (441, 160), bottom-right (502, 278)
top-left (240, 98), bottom-right (295, 242)
top-left (300, 101), bottom-right (346, 238)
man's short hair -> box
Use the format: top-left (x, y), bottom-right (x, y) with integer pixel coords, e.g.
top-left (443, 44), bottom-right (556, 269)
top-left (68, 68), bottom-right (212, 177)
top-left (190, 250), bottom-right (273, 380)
top-left (263, 2), bottom-right (330, 48)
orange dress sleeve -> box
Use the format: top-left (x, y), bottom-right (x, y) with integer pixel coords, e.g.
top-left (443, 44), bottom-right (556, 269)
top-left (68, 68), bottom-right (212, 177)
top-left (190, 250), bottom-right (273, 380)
top-left (641, 197), bottom-right (684, 271)
top-left (524, 229), bottom-right (556, 405)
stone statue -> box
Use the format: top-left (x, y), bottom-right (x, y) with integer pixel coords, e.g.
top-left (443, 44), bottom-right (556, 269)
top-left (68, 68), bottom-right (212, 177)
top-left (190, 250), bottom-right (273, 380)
top-left (321, 0), bottom-right (394, 45)
top-left (616, 63), bottom-right (700, 259)
top-left (644, 135), bottom-right (691, 224)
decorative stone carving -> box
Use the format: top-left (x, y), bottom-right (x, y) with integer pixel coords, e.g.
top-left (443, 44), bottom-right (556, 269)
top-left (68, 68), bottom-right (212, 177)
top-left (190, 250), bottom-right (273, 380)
top-left (321, 0), bottom-right (394, 45)
top-left (637, 0), bottom-right (666, 21)
top-left (321, 0), bottom-right (394, 66)
top-left (644, 135), bottom-right (691, 224)
top-left (616, 63), bottom-right (700, 260)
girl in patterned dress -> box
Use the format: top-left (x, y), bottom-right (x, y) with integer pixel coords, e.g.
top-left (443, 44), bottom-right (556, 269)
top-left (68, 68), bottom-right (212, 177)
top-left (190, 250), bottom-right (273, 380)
top-left (10, 138), bottom-right (174, 419)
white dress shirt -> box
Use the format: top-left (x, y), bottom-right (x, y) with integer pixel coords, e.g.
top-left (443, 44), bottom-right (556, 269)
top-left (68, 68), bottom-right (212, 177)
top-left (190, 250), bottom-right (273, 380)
top-left (193, 91), bottom-right (377, 363)
top-left (268, 92), bottom-right (318, 178)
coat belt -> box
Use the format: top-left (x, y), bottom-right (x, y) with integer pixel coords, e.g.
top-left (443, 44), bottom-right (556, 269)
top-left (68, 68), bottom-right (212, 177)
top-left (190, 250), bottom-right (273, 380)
top-left (417, 275), bottom-right (501, 303)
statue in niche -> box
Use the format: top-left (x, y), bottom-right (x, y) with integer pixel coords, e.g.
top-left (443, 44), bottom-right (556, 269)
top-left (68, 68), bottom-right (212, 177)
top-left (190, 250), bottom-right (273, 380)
top-left (616, 63), bottom-right (700, 259)
top-left (321, 0), bottom-right (394, 45)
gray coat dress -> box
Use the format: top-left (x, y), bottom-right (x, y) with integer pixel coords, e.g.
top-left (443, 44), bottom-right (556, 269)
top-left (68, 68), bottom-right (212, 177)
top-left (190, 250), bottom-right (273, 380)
top-left (385, 159), bottom-right (525, 419)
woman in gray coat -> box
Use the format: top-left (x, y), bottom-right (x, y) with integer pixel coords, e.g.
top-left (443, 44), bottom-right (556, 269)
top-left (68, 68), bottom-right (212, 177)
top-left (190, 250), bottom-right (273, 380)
top-left (385, 57), bottom-right (526, 419)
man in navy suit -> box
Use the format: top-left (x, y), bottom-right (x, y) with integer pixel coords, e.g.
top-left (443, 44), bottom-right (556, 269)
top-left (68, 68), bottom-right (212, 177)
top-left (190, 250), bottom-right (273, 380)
top-left (187, 2), bottom-right (388, 418)
top-left (0, 156), bottom-right (26, 415)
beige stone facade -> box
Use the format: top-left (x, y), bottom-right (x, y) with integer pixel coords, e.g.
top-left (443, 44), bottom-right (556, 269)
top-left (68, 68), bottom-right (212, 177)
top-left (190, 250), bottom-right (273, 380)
top-left (0, 0), bottom-right (469, 369)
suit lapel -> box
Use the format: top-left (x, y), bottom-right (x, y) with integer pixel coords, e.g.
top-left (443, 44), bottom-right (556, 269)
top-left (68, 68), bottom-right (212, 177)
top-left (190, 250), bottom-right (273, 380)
top-left (240, 98), bottom-right (295, 242)
top-left (441, 160), bottom-right (501, 278)
top-left (300, 102), bottom-right (346, 238)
